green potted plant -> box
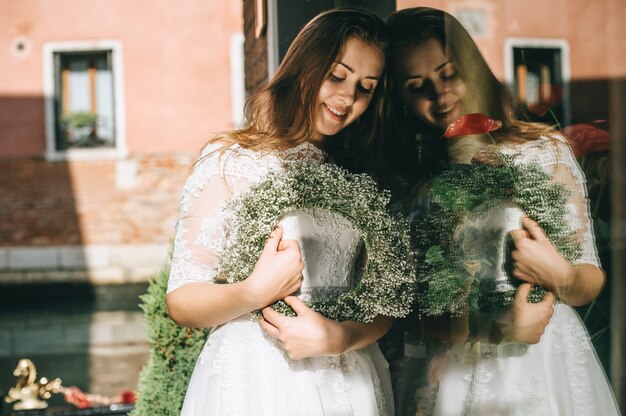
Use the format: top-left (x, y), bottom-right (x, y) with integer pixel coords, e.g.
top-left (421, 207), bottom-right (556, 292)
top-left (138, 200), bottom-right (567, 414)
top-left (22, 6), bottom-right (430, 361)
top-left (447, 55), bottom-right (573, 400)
top-left (61, 111), bottom-right (97, 144)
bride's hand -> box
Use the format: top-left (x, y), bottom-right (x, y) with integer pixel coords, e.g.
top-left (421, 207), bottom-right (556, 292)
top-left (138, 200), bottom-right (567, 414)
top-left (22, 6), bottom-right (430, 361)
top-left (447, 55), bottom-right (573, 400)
top-left (259, 296), bottom-right (346, 360)
top-left (244, 227), bottom-right (304, 309)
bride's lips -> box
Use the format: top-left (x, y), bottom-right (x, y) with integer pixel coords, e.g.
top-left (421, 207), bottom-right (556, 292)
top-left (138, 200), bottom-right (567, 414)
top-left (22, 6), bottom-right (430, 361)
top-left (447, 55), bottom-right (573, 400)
top-left (323, 103), bottom-right (348, 122)
top-left (432, 102), bottom-right (456, 120)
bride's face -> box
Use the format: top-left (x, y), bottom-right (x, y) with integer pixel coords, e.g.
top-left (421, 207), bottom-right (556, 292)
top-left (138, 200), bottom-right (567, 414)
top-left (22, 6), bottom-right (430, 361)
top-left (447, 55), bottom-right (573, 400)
top-left (394, 37), bottom-right (466, 132)
top-left (311, 35), bottom-right (384, 142)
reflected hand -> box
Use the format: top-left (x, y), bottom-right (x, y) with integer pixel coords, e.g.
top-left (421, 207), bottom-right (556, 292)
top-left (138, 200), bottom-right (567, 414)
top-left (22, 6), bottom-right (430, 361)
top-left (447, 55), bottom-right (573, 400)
top-left (510, 217), bottom-right (575, 295)
top-left (498, 283), bottom-right (555, 344)
top-left (427, 350), bottom-right (451, 386)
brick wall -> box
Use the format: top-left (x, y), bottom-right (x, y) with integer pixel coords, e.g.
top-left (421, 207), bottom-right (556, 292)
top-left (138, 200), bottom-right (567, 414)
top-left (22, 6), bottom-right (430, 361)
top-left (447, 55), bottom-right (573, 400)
top-left (0, 155), bottom-right (193, 247)
top-left (0, 154), bottom-right (195, 284)
top-left (243, 0), bottom-right (268, 93)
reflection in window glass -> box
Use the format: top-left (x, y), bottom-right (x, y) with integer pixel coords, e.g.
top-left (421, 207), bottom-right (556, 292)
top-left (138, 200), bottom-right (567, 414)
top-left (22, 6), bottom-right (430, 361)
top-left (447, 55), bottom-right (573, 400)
top-left (512, 45), bottom-right (567, 126)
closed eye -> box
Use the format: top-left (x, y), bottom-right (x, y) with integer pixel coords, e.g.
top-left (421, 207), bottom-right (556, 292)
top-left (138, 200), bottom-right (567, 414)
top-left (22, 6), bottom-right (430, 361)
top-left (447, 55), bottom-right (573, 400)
top-left (329, 73), bottom-right (345, 82)
top-left (405, 80), bottom-right (424, 93)
top-left (358, 84), bottom-right (374, 94)
top-left (440, 71), bottom-right (458, 81)
top-left (439, 63), bottom-right (458, 81)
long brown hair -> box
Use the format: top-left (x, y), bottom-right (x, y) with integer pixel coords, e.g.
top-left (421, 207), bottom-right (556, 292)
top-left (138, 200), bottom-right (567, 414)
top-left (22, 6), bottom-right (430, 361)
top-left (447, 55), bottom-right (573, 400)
top-left (209, 8), bottom-right (387, 173)
top-left (382, 7), bottom-right (556, 205)
top-left (387, 7), bottom-right (553, 138)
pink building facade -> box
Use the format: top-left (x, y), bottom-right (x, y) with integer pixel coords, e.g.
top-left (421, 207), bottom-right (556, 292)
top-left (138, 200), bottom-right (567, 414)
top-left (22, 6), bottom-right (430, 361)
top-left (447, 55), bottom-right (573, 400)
top-left (0, 0), bottom-right (244, 283)
top-left (0, 0), bottom-right (624, 407)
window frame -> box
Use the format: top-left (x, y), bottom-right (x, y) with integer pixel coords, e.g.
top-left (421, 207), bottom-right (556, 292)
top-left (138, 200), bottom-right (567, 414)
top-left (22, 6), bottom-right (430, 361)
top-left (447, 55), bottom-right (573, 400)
top-left (43, 40), bottom-right (126, 161)
top-left (504, 37), bottom-right (571, 127)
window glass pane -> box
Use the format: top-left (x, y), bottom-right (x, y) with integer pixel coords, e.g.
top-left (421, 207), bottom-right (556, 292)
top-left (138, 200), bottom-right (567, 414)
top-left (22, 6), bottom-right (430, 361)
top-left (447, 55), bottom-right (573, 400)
top-left (67, 58), bottom-right (91, 112)
top-left (94, 55), bottom-right (115, 142)
top-left (54, 50), bottom-right (115, 150)
top-left (385, 1), bottom-right (623, 411)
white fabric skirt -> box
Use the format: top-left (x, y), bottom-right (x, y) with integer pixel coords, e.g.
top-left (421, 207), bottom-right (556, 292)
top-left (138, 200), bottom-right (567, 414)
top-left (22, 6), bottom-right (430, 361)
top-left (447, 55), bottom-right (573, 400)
top-left (433, 303), bottom-right (620, 415)
top-left (180, 314), bottom-right (394, 416)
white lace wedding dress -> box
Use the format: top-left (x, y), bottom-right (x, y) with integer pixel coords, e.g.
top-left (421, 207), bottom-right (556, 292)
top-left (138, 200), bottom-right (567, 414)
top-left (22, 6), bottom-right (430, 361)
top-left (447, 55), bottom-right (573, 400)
top-left (167, 141), bottom-right (394, 416)
top-left (394, 136), bottom-right (620, 416)
top-left (429, 135), bottom-right (621, 415)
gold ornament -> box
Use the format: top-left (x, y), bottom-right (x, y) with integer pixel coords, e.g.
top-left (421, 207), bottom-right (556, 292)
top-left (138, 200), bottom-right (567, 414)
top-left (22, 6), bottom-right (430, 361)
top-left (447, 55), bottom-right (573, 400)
top-left (4, 358), bottom-right (62, 411)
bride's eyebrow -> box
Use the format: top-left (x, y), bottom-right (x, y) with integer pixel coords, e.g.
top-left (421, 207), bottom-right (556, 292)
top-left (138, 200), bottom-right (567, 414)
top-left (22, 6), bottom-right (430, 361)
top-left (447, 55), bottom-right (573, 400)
top-left (337, 61), bottom-right (354, 72)
top-left (336, 61), bottom-right (380, 80)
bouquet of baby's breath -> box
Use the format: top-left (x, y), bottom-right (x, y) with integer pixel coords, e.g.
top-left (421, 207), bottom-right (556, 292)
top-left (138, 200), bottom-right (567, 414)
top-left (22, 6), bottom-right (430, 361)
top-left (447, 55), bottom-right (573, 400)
top-left (413, 153), bottom-right (582, 317)
top-left (217, 160), bottom-right (416, 323)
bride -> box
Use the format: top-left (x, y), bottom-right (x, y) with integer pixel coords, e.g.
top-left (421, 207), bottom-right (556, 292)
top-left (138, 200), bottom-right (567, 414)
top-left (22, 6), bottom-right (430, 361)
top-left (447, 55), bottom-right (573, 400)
top-left (166, 8), bottom-right (397, 415)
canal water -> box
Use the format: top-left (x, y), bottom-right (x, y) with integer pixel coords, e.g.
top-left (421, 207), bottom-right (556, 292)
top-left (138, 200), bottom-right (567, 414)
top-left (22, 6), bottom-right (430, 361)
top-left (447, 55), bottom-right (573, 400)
top-left (0, 283), bottom-right (149, 411)
top-left (0, 281), bottom-right (614, 414)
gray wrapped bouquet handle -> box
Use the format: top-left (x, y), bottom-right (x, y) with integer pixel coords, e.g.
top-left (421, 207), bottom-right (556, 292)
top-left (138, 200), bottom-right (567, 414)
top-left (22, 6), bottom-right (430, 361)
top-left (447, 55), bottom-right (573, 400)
top-left (454, 202), bottom-right (526, 312)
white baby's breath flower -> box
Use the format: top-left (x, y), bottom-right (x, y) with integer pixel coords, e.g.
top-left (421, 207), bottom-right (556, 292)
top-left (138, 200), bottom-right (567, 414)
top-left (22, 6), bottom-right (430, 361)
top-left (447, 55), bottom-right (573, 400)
top-left (217, 160), bottom-right (416, 322)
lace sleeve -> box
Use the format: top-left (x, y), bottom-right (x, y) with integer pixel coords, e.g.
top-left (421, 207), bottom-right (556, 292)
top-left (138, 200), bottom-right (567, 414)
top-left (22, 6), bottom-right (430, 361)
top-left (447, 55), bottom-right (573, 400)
top-left (167, 145), bottom-right (255, 293)
top-left (520, 136), bottom-right (601, 267)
